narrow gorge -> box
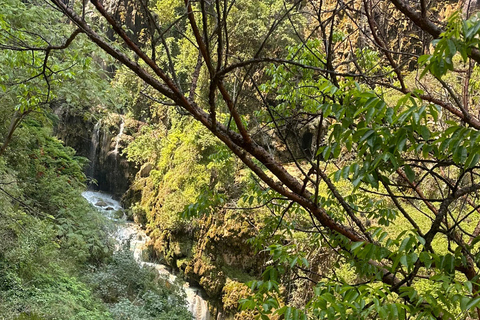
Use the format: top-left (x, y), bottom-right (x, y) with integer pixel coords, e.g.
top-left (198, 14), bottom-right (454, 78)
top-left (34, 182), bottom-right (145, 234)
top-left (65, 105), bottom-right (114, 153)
top-left (54, 106), bottom-right (257, 319)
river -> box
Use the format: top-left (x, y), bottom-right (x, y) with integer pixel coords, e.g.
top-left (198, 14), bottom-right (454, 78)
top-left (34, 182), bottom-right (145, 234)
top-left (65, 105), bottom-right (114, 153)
top-left (82, 191), bottom-right (212, 320)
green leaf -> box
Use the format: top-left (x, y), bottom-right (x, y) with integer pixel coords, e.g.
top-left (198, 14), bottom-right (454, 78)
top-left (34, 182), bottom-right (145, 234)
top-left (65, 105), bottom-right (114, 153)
top-left (399, 255), bottom-right (408, 268)
top-left (446, 39), bottom-right (456, 57)
top-left (465, 297), bottom-right (480, 311)
top-left (365, 102), bottom-right (377, 123)
top-left (465, 152), bottom-right (480, 169)
top-left (397, 136), bottom-right (407, 152)
top-left (360, 129), bottom-right (375, 143)
top-left (351, 241), bottom-right (364, 252)
top-left (465, 281), bottom-right (473, 294)
top-left (461, 296), bottom-right (470, 311)
top-left (453, 146), bottom-right (468, 164)
top-left (403, 165), bottom-right (415, 183)
top-left (419, 125), bottom-right (431, 141)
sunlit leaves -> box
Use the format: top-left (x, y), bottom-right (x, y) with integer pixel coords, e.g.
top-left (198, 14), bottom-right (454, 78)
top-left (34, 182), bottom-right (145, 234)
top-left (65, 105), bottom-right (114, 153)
top-left (247, 9), bottom-right (480, 316)
top-left (182, 187), bottom-right (227, 218)
top-left (0, 0), bottom-right (115, 117)
top-left (240, 244), bottom-right (309, 319)
top-left (420, 11), bottom-right (480, 79)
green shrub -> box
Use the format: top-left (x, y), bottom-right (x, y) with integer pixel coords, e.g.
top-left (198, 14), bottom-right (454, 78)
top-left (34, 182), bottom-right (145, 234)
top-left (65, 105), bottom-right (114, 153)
top-left (87, 248), bottom-right (192, 320)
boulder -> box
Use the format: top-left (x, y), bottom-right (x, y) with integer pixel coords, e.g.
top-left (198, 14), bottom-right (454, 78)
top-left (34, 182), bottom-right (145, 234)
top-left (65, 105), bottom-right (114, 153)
top-left (95, 200), bottom-right (107, 207)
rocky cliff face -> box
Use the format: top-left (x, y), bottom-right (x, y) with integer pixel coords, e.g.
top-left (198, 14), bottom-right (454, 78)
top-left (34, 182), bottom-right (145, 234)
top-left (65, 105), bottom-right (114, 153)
top-left (102, 0), bottom-right (148, 45)
top-left (53, 103), bottom-right (139, 199)
top-left (149, 213), bottom-right (264, 319)
top-left (124, 168), bottom-right (265, 319)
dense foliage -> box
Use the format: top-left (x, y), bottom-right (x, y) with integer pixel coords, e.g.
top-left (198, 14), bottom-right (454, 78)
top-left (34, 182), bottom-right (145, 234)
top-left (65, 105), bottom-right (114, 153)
top-left (0, 110), bottom-right (112, 319)
top-left (0, 85), bottom-right (191, 320)
top-left (7, 0), bottom-right (480, 319)
top-left (0, 0), bottom-right (193, 319)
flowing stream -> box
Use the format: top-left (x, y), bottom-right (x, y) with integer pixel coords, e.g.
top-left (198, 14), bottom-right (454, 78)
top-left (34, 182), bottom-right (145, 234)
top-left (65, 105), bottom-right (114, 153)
top-left (82, 191), bottom-right (212, 320)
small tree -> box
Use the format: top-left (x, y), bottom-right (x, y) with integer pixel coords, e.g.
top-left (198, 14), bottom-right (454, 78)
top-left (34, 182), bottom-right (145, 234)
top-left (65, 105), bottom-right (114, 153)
top-left (0, 0), bottom-right (115, 156)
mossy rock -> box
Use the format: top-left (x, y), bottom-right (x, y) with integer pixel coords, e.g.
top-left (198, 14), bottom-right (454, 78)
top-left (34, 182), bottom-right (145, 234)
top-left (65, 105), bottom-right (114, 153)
top-left (123, 209), bottom-right (134, 221)
top-left (170, 236), bottom-right (193, 259)
top-left (131, 204), bottom-right (147, 225)
top-left (222, 279), bottom-right (252, 315)
top-left (185, 258), bottom-right (226, 299)
top-left (176, 258), bottom-right (189, 271)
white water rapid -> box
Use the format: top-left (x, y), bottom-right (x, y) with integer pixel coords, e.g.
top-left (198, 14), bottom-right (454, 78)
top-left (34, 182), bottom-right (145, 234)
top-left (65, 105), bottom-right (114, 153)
top-left (82, 191), bottom-right (212, 320)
